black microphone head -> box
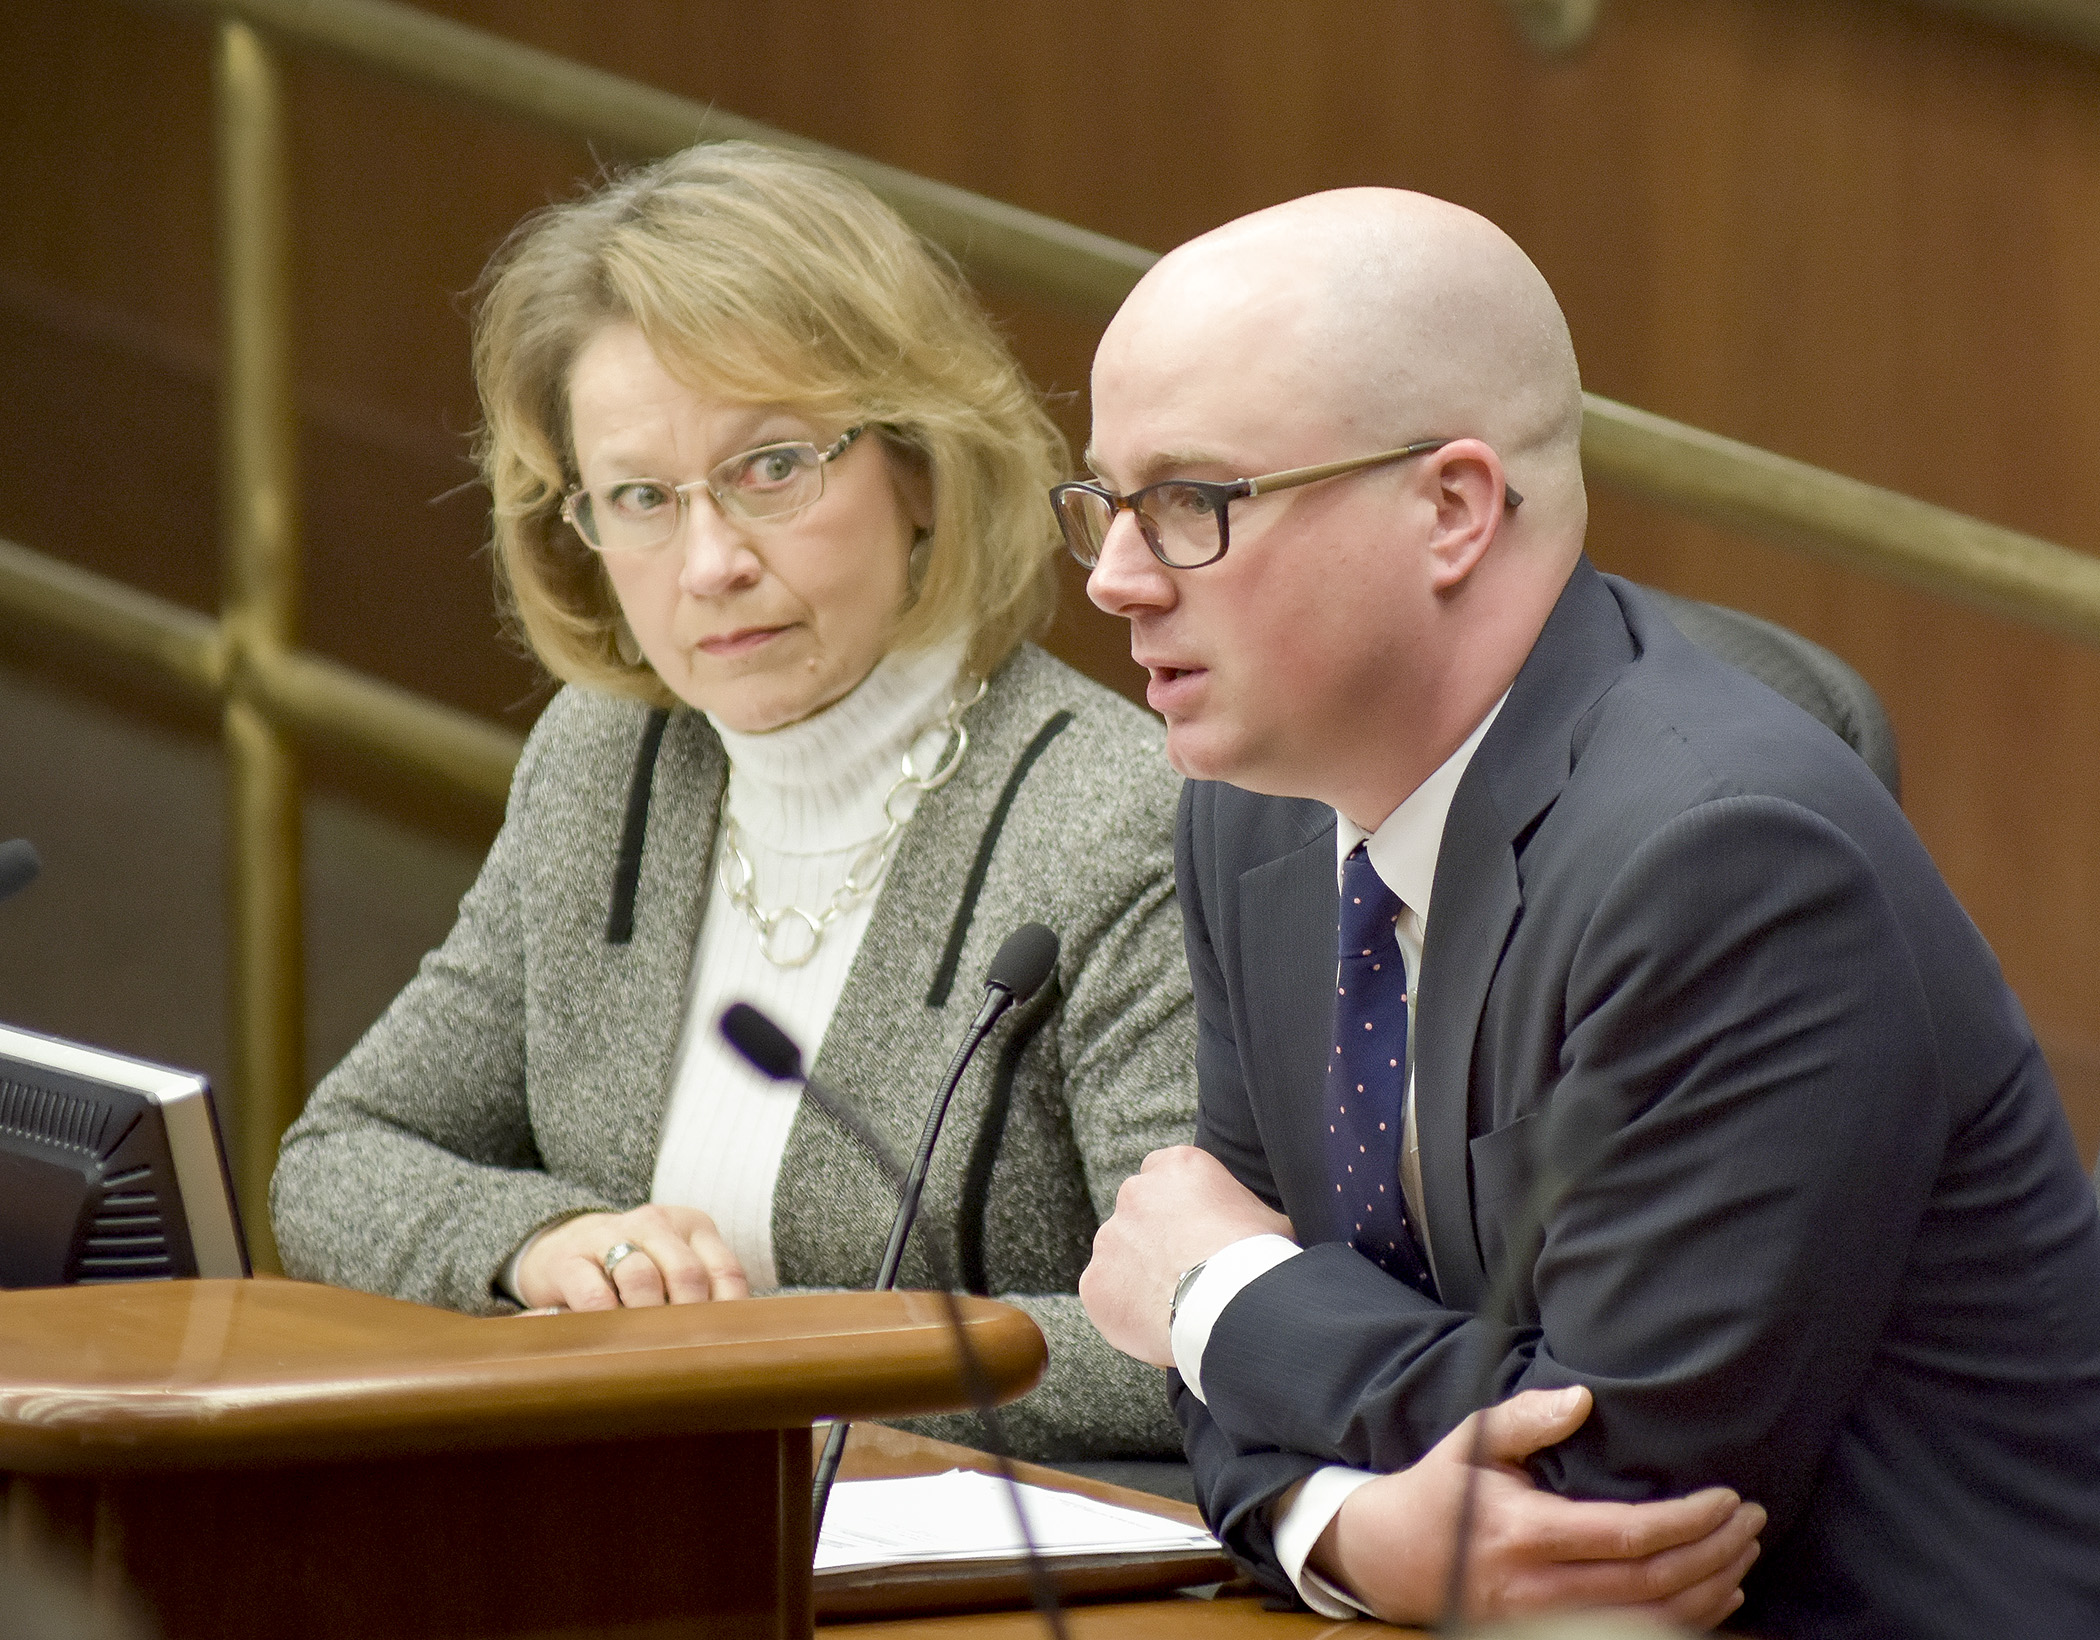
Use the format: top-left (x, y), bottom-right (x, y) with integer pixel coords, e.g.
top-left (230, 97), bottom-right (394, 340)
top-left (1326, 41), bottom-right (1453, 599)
top-left (718, 1002), bottom-right (804, 1082)
top-left (0, 840), bottom-right (40, 905)
top-left (984, 923), bottom-right (1059, 1004)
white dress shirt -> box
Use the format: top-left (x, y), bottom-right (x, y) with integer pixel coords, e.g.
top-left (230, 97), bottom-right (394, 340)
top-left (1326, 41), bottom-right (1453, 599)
top-left (1168, 691), bottom-right (1507, 1614)
top-left (650, 636), bottom-right (968, 1291)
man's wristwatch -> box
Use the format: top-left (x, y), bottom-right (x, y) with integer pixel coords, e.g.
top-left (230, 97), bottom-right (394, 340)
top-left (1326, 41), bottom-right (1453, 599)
top-left (1169, 1258), bottom-right (1209, 1331)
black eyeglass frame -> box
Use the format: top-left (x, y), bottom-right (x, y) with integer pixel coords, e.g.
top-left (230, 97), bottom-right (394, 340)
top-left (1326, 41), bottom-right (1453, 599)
top-left (1049, 437), bottom-right (1524, 570)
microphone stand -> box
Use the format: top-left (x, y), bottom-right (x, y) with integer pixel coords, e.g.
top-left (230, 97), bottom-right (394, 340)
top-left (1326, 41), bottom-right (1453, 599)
top-left (812, 978), bottom-right (1019, 1525)
top-left (719, 923), bottom-right (1067, 1640)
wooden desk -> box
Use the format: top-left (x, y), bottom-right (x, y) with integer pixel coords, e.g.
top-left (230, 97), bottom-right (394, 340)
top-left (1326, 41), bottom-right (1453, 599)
top-left (0, 1279), bottom-right (1045, 1640)
top-left (834, 1602), bottom-right (1399, 1640)
top-left (820, 1426), bottom-right (1411, 1640)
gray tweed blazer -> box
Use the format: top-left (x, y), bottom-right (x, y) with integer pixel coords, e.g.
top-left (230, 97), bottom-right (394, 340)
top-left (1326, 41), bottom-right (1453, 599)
top-left (272, 645), bottom-right (1192, 1459)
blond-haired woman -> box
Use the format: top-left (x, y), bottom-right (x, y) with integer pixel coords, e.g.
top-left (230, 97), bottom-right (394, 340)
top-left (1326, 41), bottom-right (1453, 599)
top-left (271, 142), bottom-right (1191, 1463)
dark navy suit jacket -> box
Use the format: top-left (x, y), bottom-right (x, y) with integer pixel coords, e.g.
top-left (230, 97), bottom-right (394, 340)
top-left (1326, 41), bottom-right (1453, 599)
top-left (1175, 560), bottom-right (2100, 1637)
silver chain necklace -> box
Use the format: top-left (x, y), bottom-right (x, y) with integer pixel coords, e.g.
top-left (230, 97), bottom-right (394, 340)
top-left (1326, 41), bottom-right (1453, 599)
top-left (719, 677), bottom-right (987, 968)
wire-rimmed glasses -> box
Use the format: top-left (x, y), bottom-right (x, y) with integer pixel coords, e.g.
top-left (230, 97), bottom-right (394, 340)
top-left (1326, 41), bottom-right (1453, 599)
top-left (562, 425), bottom-right (865, 554)
top-left (1049, 437), bottom-right (1523, 569)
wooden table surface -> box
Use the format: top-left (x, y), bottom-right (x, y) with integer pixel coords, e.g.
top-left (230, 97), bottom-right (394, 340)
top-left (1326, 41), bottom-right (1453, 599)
top-left (829, 1582), bottom-right (1407, 1640)
top-left (821, 1424), bottom-right (1419, 1639)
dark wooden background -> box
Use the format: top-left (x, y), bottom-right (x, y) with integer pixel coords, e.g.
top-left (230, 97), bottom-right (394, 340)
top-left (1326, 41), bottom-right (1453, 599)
top-left (2, 0), bottom-right (2096, 1158)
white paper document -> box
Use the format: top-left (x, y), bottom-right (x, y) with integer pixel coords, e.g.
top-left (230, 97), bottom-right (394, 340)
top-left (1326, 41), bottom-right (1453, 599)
top-left (815, 1469), bottom-right (1221, 1572)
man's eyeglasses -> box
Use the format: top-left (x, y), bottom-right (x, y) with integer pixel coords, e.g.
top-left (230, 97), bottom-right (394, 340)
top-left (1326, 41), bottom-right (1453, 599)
top-left (562, 426), bottom-right (864, 555)
top-left (1049, 438), bottom-right (1523, 570)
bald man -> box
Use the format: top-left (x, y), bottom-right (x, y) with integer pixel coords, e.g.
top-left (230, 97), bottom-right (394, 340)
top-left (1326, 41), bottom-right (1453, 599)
top-left (1069, 190), bottom-right (2100, 1638)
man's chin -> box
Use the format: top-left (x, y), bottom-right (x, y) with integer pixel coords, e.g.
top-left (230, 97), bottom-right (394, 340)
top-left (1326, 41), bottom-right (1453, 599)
top-left (1166, 726), bottom-right (1327, 803)
top-left (1163, 721), bottom-right (1247, 785)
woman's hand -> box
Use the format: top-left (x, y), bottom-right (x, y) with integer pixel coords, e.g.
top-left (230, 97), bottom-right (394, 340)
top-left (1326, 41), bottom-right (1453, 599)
top-left (1310, 1385), bottom-right (1764, 1630)
top-left (514, 1206), bottom-right (750, 1311)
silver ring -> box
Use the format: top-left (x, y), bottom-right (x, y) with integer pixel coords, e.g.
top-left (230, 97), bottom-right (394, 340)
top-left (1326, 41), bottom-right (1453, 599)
top-left (601, 1240), bottom-right (640, 1280)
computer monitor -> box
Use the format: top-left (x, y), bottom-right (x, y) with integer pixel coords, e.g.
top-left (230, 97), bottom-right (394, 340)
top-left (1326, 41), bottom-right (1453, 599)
top-left (0, 1022), bottom-right (249, 1287)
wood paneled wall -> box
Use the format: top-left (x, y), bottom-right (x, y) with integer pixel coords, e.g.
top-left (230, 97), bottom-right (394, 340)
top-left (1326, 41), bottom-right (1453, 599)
top-left (2, 0), bottom-right (2096, 1154)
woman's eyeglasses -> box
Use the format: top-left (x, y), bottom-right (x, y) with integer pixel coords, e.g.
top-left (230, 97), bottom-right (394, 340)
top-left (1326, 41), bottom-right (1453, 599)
top-left (563, 426), bottom-right (864, 554)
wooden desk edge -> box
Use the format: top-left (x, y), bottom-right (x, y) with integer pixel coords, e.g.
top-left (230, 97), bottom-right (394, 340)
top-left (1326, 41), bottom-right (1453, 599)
top-left (0, 1281), bottom-right (1047, 1472)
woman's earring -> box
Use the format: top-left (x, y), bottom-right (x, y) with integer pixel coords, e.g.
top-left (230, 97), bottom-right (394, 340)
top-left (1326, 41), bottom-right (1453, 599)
top-left (907, 527), bottom-right (933, 596)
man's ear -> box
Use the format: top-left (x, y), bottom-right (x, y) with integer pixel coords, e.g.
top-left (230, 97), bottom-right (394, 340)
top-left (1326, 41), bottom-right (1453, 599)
top-left (1424, 439), bottom-right (1510, 594)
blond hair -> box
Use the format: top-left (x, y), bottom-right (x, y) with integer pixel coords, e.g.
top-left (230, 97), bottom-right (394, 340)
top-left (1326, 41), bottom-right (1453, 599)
top-left (472, 141), bottom-right (1064, 703)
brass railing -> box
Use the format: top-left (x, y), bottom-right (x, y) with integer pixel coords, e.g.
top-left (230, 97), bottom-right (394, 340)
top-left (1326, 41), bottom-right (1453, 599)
top-left (6, 0), bottom-right (2097, 1259)
top-left (1499, 0), bottom-right (2100, 56)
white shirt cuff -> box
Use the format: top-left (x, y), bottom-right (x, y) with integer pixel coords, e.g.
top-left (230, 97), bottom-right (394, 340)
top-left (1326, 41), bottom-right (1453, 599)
top-left (1168, 1231), bottom-right (1301, 1403)
top-left (1272, 1466), bottom-right (1379, 1617)
top-left (497, 1227), bottom-right (550, 1305)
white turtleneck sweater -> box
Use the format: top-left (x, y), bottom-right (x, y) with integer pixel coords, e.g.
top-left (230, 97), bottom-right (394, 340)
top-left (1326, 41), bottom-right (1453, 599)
top-left (647, 637), bottom-right (968, 1292)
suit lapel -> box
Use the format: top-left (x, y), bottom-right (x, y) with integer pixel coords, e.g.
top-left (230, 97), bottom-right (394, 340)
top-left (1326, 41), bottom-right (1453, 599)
top-left (1415, 790), bottom-right (1520, 1311)
top-left (778, 664), bottom-right (1070, 1284)
top-left (807, 665), bottom-right (1058, 1174)
top-left (599, 709), bottom-right (723, 1199)
top-left (1414, 559), bottom-right (1640, 1311)
top-left (804, 725), bottom-right (999, 1182)
top-left (1239, 830), bottom-right (1346, 1240)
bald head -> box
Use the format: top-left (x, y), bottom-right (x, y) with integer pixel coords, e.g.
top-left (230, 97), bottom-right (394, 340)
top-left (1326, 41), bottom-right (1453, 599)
top-left (1101, 188), bottom-right (1585, 537)
top-left (1085, 189), bottom-right (1592, 819)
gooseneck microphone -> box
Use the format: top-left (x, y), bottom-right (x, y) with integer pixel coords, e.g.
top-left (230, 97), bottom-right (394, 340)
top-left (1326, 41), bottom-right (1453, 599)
top-left (718, 1002), bottom-right (919, 1211)
top-left (719, 921), bottom-right (1058, 1302)
top-left (720, 925), bottom-right (1069, 1640)
top-left (877, 921), bottom-right (1058, 1289)
top-left (719, 923), bottom-right (1062, 1525)
top-left (0, 840), bottom-right (41, 905)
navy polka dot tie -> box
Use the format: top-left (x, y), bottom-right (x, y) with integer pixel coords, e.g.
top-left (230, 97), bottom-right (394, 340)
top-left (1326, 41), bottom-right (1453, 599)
top-left (1327, 844), bottom-right (1432, 1290)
